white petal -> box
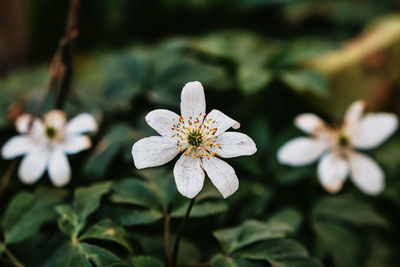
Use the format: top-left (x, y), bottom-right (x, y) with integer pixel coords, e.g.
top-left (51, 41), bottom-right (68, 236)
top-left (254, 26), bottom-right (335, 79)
top-left (145, 109), bottom-right (180, 138)
top-left (65, 113), bottom-right (98, 135)
top-left (295, 113), bottom-right (327, 135)
top-left (1, 136), bottom-right (35, 159)
top-left (180, 81), bottom-right (206, 122)
top-left (277, 137), bottom-right (328, 166)
top-left (349, 152), bottom-right (384, 195)
top-left (209, 132), bottom-right (257, 158)
top-left (18, 148), bottom-right (49, 184)
top-left (344, 100), bottom-right (366, 126)
top-left (43, 110), bottom-right (66, 130)
top-left (317, 152), bottom-right (349, 193)
top-left (203, 110), bottom-right (240, 137)
top-left (48, 149), bottom-right (71, 187)
top-left (202, 156), bottom-right (238, 198)
top-left (131, 136), bottom-right (180, 169)
top-left (15, 114), bottom-right (43, 134)
top-left (351, 113), bottom-right (398, 150)
top-left (173, 153), bottom-right (205, 198)
top-left (63, 135), bottom-right (92, 154)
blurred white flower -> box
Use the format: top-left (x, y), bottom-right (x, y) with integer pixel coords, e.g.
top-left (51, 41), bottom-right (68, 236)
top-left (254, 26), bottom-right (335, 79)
top-left (277, 100), bottom-right (398, 195)
top-left (132, 81), bottom-right (257, 198)
top-left (1, 110), bottom-right (97, 187)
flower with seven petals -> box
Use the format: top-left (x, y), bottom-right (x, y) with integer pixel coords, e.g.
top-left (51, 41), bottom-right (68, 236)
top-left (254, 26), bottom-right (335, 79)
top-left (277, 100), bottom-right (398, 195)
top-left (1, 110), bottom-right (97, 187)
top-left (132, 81), bottom-right (257, 198)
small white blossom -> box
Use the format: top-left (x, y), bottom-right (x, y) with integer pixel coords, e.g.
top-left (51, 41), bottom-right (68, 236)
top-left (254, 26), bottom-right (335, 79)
top-left (1, 110), bottom-right (98, 187)
top-left (277, 100), bottom-right (398, 195)
top-left (132, 81), bottom-right (257, 198)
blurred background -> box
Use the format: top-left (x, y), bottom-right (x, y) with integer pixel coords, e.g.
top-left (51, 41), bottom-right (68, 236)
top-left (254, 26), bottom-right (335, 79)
top-left (1, 1), bottom-right (400, 267)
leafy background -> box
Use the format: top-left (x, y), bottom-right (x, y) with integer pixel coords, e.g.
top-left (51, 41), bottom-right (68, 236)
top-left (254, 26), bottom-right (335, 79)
top-left (1, 0), bottom-right (400, 266)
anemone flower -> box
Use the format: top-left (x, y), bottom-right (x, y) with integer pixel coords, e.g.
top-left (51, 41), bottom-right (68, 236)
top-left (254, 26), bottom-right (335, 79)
top-left (1, 110), bottom-right (97, 187)
top-left (132, 81), bottom-right (257, 198)
top-left (277, 100), bottom-right (398, 195)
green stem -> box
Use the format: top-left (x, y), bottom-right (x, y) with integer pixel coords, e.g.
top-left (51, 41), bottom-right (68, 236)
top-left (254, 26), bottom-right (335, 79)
top-left (0, 243), bottom-right (24, 267)
top-left (164, 213), bottom-right (172, 267)
top-left (171, 198), bottom-right (196, 267)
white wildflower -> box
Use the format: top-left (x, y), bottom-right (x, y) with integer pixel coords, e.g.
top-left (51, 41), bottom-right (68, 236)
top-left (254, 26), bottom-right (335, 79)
top-left (1, 110), bottom-right (98, 187)
top-left (277, 100), bottom-right (398, 195)
top-left (132, 81), bottom-right (257, 198)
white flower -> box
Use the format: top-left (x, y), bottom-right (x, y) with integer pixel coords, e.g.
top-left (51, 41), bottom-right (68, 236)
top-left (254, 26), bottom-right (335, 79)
top-left (1, 110), bottom-right (98, 187)
top-left (132, 81), bottom-right (257, 198)
top-left (277, 100), bottom-right (398, 195)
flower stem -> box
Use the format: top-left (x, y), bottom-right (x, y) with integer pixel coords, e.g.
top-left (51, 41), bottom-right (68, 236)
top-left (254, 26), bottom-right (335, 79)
top-left (171, 197), bottom-right (196, 267)
top-left (0, 159), bottom-right (18, 198)
top-left (164, 213), bottom-right (172, 266)
top-left (0, 243), bottom-right (24, 267)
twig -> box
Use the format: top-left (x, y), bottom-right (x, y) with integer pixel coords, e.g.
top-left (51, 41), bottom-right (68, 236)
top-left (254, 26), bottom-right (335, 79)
top-left (0, 243), bottom-right (24, 267)
top-left (55, 0), bottom-right (80, 110)
top-left (0, 0), bottom-right (81, 198)
top-left (172, 198), bottom-right (196, 267)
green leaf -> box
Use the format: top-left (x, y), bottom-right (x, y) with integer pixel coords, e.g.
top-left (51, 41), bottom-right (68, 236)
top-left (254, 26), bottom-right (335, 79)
top-left (235, 239), bottom-right (307, 263)
top-left (44, 241), bottom-right (125, 267)
top-left (2, 188), bottom-right (67, 244)
top-left (132, 256), bottom-right (164, 267)
top-left (281, 70), bottom-right (328, 96)
top-left (56, 182), bottom-right (112, 238)
top-left (268, 207), bottom-right (303, 234)
top-left (76, 48), bottom-right (149, 112)
top-left (238, 66), bottom-right (273, 94)
top-left (80, 219), bottom-right (133, 252)
top-left (312, 195), bottom-right (389, 228)
top-left (113, 208), bottom-right (163, 226)
top-left (313, 222), bottom-right (359, 267)
top-left (111, 178), bottom-right (162, 210)
top-left (171, 201), bottom-right (227, 218)
top-left (211, 254), bottom-right (238, 267)
top-left (74, 181), bottom-right (113, 222)
top-left (85, 124), bottom-right (138, 178)
top-left (55, 205), bottom-right (80, 238)
top-left (214, 220), bottom-right (290, 254)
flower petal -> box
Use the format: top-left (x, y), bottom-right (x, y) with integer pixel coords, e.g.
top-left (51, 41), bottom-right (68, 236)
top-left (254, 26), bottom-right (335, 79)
top-left (204, 109), bottom-right (240, 137)
top-left (317, 152), bottom-right (349, 193)
top-left (145, 109), bottom-right (180, 138)
top-left (180, 81), bottom-right (206, 122)
top-left (344, 100), bottom-right (366, 126)
top-left (350, 113), bottom-right (398, 150)
top-left (295, 113), bottom-right (327, 135)
top-left (65, 113), bottom-right (98, 135)
top-left (63, 135), bottom-right (92, 154)
top-left (202, 156), bottom-right (238, 198)
top-left (1, 136), bottom-right (35, 159)
top-left (15, 114), bottom-right (43, 134)
top-left (132, 136), bottom-right (180, 169)
top-left (209, 132), bottom-right (257, 158)
top-left (48, 149), bottom-right (71, 187)
top-left (43, 110), bottom-right (66, 130)
top-left (277, 137), bottom-right (328, 166)
top-left (18, 148), bottom-right (49, 184)
top-left (173, 153), bottom-right (205, 198)
top-left (349, 152), bottom-right (384, 195)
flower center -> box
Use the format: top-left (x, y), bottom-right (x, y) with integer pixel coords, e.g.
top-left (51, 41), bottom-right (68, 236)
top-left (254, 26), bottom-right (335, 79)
top-left (187, 129), bottom-right (203, 147)
top-left (337, 133), bottom-right (350, 147)
top-left (171, 113), bottom-right (221, 159)
top-left (45, 125), bottom-right (57, 139)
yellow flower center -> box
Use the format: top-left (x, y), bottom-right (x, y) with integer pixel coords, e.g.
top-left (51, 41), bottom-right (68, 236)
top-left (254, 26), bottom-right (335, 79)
top-left (45, 125), bottom-right (57, 139)
top-left (171, 113), bottom-right (221, 159)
